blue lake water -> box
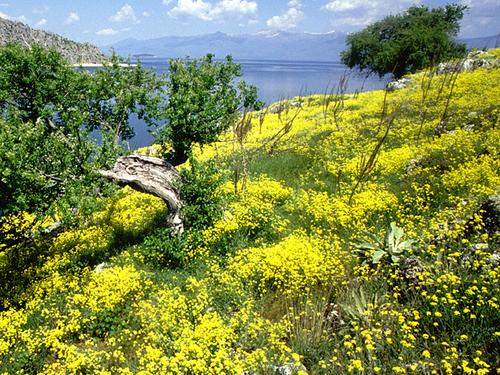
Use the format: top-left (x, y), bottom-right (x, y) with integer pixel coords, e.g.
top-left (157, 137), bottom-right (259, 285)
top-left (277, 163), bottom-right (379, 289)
top-left (123, 58), bottom-right (388, 148)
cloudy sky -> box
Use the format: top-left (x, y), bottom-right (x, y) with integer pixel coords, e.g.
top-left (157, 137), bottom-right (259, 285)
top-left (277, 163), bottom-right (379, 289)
top-left (1, 0), bottom-right (498, 45)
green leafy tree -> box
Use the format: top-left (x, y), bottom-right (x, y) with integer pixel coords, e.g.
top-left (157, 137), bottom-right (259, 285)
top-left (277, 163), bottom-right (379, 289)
top-left (0, 44), bottom-right (165, 215)
top-left (0, 116), bottom-right (100, 215)
top-left (0, 44), bottom-right (85, 161)
top-left (0, 43), bottom-right (81, 129)
top-left (341, 4), bottom-right (468, 78)
top-left (85, 53), bottom-right (165, 147)
top-left (0, 44), bottom-right (96, 215)
top-left (155, 54), bottom-right (263, 166)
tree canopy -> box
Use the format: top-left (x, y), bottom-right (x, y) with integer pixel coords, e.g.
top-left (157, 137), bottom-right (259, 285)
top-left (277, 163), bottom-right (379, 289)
top-left (341, 4), bottom-right (468, 78)
top-left (0, 44), bottom-right (164, 216)
top-left (155, 54), bottom-right (263, 166)
top-left (0, 45), bottom-right (262, 215)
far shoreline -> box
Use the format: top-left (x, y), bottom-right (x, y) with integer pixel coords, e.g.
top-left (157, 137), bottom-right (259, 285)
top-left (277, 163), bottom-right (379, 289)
top-left (73, 63), bottom-right (137, 68)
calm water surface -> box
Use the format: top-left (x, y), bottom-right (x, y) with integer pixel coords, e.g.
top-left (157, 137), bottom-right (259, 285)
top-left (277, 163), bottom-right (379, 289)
top-left (123, 58), bottom-right (388, 148)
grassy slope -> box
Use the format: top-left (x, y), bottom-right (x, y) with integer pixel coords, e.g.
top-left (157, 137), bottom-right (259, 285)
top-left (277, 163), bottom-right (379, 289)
top-left (1, 51), bottom-right (499, 374)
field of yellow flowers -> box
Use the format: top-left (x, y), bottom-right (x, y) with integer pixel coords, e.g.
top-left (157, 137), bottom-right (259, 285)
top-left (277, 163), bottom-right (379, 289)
top-left (1, 50), bottom-right (499, 374)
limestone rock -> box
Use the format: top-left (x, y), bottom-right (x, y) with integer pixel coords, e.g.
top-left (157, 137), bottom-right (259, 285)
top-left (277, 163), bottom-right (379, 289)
top-left (436, 50), bottom-right (499, 75)
top-left (0, 16), bottom-right (106, 64)
top-left (272, 362), bottom-right (308, 375)
top-left (386, 77), bottom-right (412, 91)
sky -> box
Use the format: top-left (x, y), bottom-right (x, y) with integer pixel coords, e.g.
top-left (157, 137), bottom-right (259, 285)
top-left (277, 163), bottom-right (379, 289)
top-left (1, 0), bottom-right (498, 45)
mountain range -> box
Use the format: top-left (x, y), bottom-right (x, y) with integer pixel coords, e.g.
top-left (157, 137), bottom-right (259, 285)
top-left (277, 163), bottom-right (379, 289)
top-left (106, 30), bottom-right (348, 62)
top-left (1, 16), bottom-right (497, 64)
top-left (106, 31), bottom-right (499, 62)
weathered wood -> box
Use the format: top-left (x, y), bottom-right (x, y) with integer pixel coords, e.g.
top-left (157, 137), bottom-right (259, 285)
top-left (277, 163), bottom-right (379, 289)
top-left (99, 154), bottom-right (184, 233)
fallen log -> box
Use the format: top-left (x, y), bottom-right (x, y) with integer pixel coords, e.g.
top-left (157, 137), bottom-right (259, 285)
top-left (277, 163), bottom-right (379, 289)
top-left (99, 154), bottom-right (184, 233)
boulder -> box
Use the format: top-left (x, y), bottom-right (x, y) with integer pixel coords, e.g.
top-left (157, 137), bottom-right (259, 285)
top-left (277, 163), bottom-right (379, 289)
top-left (436, 50), bottom-right (499, 75)
top-left (386, 77), bottom-right (412, 91)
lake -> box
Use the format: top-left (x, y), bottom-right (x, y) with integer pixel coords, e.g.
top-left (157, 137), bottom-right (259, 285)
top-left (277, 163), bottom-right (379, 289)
top-left (123, 58), bottom-right (388, 148)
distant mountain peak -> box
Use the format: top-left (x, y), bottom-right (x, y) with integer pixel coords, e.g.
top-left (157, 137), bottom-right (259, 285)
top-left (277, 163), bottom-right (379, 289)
top-left (305, 30), bottom-right (337, 35)
top-left (253, 30), bottom-right (282, 38)
top-left (107, 30), bottom-right (348, 62)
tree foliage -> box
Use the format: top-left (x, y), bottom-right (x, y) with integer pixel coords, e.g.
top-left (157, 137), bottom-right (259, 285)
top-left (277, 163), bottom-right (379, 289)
top-left (155, 54), bottom-right (263, 165)
top-left (0, 44), bottom-right (164, 216)
top-left (341, 4), bottom-right (468, 78)
top-left (0, 43), bottom-right (75, 125)
top-left (84, 54), bottom-right (165, 147)
top-left (0, 45), bottom-right (262, 216)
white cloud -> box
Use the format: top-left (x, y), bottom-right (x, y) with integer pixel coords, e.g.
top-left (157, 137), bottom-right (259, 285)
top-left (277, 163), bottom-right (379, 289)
top-left (168, 0), bottom-right (257, 21)
top-left (142, 11), bottom-right (151, 17)
top-left (266, 1), bottom-right (303, 30)
top-left (169, 0), bottom-right (212, 21)
top-left (65, 12), bottom-right (79, 24)
top-left (322, 0), bottom-right (418, 28)
top-left (96, 28), bottom-right (119, 35)
top-left (110, 3), bottom-right (138, 23)
top-left (266, 7), bottom-right (303, 29)
top-left (162, 0), bottom-right (174, 5)
top-left (35, 18), bottom-right (47, 26)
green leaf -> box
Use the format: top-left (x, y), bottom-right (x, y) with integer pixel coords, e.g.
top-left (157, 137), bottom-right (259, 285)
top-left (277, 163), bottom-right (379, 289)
top-left (372, 250), bottom-right (386, 264)
top-left (391, 255), bottom-right (402, 263)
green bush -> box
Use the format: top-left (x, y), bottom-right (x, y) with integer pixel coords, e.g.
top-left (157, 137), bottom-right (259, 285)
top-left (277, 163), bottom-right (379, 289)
top-left (179, 158), bottom-right (226, 230)
top-left (140, 227), bottom-right (187, 268)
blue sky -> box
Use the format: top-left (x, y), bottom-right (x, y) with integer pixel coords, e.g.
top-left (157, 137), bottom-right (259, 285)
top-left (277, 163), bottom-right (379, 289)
top-left (1, 0), bottom-right (498, 45)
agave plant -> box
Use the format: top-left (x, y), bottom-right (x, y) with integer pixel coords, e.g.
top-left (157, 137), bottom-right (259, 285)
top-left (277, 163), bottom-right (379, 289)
top-left (340, 287), bottom-right (386, 324)
top-left (356, 222), bottom-right (414, 264)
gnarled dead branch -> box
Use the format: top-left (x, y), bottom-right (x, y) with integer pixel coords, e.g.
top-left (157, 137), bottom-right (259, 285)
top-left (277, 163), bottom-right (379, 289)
top-left (99, 154), bottom-right (183, 233)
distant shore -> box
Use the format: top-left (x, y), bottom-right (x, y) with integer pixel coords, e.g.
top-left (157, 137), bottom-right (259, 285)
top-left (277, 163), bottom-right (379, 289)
top-left (73, 63), bottom-right (137, 68)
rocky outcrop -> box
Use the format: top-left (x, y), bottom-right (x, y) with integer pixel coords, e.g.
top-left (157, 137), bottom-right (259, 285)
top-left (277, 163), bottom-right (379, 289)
top-left (386, 77), bottom-right (412, 91)
top-left (0, 17), bottom-right (106, 64)
top-left (436, 50), bottom-right (500, 75)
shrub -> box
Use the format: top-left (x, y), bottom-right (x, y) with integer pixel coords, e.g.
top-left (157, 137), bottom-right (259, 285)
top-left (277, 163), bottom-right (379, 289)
top-left (179, 158), bottom-right (226, 230)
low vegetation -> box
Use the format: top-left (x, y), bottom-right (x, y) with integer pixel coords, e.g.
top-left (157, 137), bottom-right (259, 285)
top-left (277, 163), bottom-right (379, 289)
top-left (1, 45), bottom-right (498, 373)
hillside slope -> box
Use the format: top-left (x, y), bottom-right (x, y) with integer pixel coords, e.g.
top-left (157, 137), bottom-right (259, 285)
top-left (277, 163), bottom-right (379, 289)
top-left (0, 50), bottom-right (499, 374)
top-left (0, 17), bottom-right (106, 64)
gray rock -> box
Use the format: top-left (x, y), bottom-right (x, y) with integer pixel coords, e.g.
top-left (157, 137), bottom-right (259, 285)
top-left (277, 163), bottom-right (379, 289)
top-left (272, 362), bottom-right (307, 375)
top-left (268, 101), bottom-right (303, 114)
top-left (94, 263), bottom-right (112, 273)
top-left (436, 50), bottom-right (499, 75)
top-left (487, 253), bottom-right (500, 267)
top-left (406, 158), bottom-right (422, 173)
top-left (0, 17), bottom-right (106, 64)
top-left (401, 256), bottom-right (423, 282)
top-left (386, 77), bottom-right (412, 91)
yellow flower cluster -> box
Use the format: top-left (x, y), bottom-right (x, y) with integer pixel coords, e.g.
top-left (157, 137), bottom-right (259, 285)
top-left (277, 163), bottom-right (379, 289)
top-left (197, 177), bottom-right (293, 257)
top-left (224, 233), bottom-right (345, 296)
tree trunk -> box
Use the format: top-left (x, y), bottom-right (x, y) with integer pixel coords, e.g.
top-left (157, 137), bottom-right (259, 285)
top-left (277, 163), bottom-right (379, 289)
top-left (99, 154), bottom-right (184, 233)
